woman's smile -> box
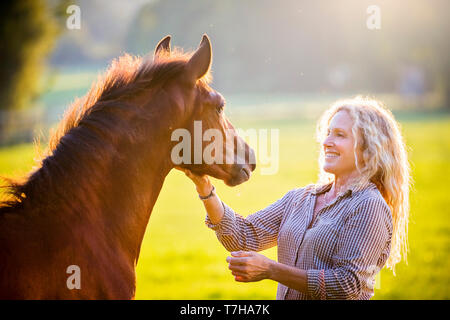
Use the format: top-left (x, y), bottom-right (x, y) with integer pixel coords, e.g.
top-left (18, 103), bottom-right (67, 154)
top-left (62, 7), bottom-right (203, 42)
top-left (325, 151), bottom-right (340, 159)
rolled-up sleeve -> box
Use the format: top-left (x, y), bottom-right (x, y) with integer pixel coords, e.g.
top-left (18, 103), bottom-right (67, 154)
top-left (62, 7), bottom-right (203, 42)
top-left (306, 196), bottom-right (392, 300)
top-left (205, 189), bottom-right (296, 252)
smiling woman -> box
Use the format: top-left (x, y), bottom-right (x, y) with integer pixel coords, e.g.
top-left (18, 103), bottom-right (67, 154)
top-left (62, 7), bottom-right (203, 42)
top-left (316, 97), bottom-right (411, 271)
top-left (184, 96), bottom-right (411, 300)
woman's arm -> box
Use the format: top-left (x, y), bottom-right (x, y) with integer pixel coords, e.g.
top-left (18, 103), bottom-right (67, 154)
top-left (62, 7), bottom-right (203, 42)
top-left (201, 192), bottom-right (224, 224)
top-left (181, 167), bottom-right (295, 252)
top-left (269, 260), bottom-right (308, 293)
top-left (198, 185), bottom-right (225, 225)
top-left (182, 168), bottom-right (224, 224)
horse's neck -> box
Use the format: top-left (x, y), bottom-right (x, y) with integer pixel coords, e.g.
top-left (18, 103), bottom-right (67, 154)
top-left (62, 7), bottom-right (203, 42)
top-left (97, 127), bottom-right (174, 265)
top-left (114, 93), bottom-right (190, 264)
top-left (23, 94), bottom-right (184, 266)
top-left (41, 113), bottom-right (176, 266)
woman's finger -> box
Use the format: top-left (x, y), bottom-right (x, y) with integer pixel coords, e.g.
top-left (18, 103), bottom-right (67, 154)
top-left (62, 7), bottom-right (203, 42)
top-left (227, 257), bottom-right (248, 266)
top-left (228, 264), bottom-right (246, 272)
top-left (185, 169), bottom-right (204, 181)
top-left (231, 251), bottom-right (253, 257)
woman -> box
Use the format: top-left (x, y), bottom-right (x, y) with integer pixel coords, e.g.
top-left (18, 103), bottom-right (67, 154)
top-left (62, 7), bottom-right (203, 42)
top-left (184, 97), bottom-right (410, 300)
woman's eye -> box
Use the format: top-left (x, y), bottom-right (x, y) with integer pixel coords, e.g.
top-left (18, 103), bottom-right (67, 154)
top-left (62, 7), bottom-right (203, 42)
top-left (217, 103), bottom-right (224, 114)
top-left (327, 130), bottom-right (344, 137)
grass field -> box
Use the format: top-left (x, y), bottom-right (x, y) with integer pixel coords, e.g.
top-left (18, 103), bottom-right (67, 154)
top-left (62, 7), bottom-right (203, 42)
top-left (1, 101), bottom-right (449, 299)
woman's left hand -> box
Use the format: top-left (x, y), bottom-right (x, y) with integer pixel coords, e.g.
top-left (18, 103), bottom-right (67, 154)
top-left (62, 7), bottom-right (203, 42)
top-left (226, 251), bottom-right (274, 282)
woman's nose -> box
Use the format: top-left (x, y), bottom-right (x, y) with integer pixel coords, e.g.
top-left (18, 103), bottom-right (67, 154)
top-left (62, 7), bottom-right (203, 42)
top-left (323, 136), bottom-right (334, 148)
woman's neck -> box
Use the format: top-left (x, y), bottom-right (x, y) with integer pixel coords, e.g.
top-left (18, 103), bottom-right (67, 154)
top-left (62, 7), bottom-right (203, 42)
top-left (330, 170), bottom-right (359, 196)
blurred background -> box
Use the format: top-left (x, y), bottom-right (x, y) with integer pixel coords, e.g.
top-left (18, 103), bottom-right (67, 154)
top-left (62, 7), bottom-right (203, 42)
top-left (0, 0), bottom-right (449, 299)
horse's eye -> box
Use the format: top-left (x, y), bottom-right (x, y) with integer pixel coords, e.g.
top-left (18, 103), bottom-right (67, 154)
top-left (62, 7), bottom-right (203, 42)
top-left (217, 102), bottom-right (225, 114)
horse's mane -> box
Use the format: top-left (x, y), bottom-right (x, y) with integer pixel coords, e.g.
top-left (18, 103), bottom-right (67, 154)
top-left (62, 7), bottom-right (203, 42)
top-left (0, 48), bottom-right (211, 213)
top-left (49, 49), bottom-right (211, 152)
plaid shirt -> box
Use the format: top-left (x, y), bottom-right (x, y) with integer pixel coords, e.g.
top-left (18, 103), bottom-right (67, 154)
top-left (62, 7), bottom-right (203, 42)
top-left (205, 181), bottom-right (392, 300)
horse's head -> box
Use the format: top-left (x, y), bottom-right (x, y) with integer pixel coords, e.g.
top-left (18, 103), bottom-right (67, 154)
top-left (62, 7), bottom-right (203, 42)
top-left (152, 35), bottom-right (255, 186)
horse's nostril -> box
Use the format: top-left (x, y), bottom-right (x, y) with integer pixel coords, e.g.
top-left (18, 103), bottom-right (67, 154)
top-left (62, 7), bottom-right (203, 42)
top-left (241, 167), bottom-right (251, 179)
top-left (250, 163), bottom-right (256, 172)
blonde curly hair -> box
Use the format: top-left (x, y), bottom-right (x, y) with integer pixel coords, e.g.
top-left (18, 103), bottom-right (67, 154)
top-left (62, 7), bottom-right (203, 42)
top-left (316, 96), bottom-right (411, 272)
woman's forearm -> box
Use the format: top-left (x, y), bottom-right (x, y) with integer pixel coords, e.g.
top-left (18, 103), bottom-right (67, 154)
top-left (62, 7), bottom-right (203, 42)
top-left (182, 169), bottom-right (224, 224)
top-left (268, 260), bottom-right (308, 294)
top-left (200, 190), bottom-right (225, 225)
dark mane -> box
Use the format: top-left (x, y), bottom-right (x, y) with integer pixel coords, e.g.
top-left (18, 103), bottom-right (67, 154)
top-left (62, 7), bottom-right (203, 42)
top-left (0, 48), bottom-right (210, 213)
top-left (49, 49), bottom-right (197, 152)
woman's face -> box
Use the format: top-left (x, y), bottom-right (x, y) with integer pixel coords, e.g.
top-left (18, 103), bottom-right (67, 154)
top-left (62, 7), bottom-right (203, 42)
top-left (322, 110), bottom-right (360, 178)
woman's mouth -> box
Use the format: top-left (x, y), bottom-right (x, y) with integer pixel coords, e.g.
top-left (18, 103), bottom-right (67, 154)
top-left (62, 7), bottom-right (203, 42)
top-left (325, 151), bottom-right (340, 158)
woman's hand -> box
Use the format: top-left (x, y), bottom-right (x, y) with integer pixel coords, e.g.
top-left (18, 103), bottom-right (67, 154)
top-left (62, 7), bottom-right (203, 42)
top-left (176, 166), bottom-right (213, 197)
top-left (226, 251), bottom-right (275, 282)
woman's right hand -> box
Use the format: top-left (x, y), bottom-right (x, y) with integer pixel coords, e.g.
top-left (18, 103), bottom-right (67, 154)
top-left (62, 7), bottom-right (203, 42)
top-left (180, 168), bottom-right (213, 197)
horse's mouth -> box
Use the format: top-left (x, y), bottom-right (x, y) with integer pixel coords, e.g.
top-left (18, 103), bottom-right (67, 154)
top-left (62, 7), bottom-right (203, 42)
top-left (224, 165), bottom-right (252, 186)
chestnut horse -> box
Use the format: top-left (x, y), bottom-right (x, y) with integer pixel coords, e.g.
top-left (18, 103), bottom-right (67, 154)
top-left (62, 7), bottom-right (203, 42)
top-left (0, 35), bottom-right (255, 299)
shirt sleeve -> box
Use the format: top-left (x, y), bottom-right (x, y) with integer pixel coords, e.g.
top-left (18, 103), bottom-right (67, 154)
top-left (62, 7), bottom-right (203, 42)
top-left (306, 196), bottom-right (393, 300)
top-left (205, 189), bottom-right (296, 252)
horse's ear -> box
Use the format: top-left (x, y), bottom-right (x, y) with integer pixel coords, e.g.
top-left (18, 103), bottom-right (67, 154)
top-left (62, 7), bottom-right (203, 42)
top-left (185, 34), bottom-right (212, 81)
top-left (154, 35), bottom-right (171, 60)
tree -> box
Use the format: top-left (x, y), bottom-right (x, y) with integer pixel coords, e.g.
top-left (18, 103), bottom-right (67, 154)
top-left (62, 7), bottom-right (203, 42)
top-left (0, 1), bottom-right (61, 143)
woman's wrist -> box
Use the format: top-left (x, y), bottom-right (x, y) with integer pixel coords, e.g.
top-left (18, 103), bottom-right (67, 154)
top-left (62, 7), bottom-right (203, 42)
top-left (198, 185), bottom-right (215, 200)
top-left (266, 259), bottom-right (278, 281)
top-left (197, 183), bottom-right (213, 197)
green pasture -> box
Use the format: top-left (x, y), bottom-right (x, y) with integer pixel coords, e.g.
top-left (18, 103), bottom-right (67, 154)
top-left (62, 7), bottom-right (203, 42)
top-left (0, 69), bottom-right (449, 299)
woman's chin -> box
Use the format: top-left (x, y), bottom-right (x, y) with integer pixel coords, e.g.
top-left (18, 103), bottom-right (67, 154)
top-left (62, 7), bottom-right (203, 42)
top-left (322, 165), bottom-right (337, 175)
